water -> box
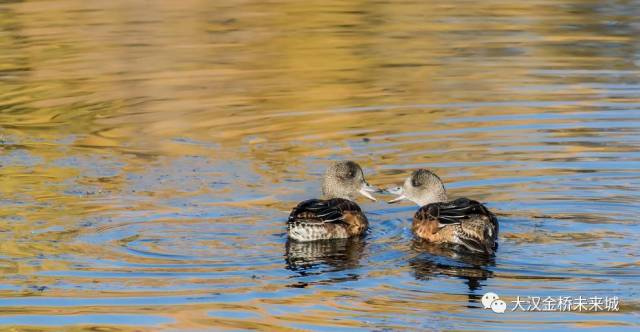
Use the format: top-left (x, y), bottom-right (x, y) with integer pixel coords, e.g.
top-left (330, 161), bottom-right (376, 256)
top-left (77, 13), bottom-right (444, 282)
top-left (1, 0), bottom-right (639, 330)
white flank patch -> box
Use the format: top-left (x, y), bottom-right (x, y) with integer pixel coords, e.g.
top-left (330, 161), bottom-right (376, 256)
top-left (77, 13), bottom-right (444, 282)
top-left (288, 225), bottom-right (348, 241)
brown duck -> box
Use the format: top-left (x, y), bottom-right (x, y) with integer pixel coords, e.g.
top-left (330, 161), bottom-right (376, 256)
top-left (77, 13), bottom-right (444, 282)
top-left (287, 161), bottom-right (379, 242)
top-left (387, 169), bottom-right (498, 254)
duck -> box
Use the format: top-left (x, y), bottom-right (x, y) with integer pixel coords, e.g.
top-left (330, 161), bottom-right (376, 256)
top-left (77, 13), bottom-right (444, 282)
top-left (287, 161), bottom-right (379, 242)
top-left (386, 169), bottom-right (498, 255)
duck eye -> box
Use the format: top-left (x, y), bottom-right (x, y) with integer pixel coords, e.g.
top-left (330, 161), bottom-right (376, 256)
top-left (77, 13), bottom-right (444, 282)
top-left (345, 165), bottom-right (358, 178)
top-left (411, 177), bottom-right (422, 187)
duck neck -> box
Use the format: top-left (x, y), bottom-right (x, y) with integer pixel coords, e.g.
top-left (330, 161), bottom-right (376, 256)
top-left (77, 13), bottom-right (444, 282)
top-left (321, 182), bottom-right (353, 201)
top-left (321, 191), bottom-right (353, 201)
top-left (415, 192), bottom-right (448, 206)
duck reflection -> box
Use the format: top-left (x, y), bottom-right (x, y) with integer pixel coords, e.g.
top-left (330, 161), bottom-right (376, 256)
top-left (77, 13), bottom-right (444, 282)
top-left (284, 237), bottom-right (366, 288)
top-left (409, 239), bottom-right (494, 292)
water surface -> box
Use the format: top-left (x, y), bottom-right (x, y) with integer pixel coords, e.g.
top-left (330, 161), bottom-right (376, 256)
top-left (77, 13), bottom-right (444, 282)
top-left (1, 0), bottom-right (639, 330)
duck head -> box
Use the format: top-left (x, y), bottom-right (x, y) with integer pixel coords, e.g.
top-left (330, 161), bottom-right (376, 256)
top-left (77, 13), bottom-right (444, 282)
top-left (387, 169), bottom-right (448, 206)
top-left (322, 161), bottom-right (380, 201)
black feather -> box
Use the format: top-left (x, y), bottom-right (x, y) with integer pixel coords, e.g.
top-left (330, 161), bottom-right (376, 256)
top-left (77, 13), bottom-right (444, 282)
top-left (288, 198), bottom-right (361, 225)
top-left (422, 198), bottom-right (494, 226)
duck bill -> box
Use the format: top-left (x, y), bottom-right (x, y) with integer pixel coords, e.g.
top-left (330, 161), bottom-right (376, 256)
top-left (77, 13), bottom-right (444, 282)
top-left (359, 182), bottom-right (379, 201)
top-left (386, 186), bottom-right (406, 204)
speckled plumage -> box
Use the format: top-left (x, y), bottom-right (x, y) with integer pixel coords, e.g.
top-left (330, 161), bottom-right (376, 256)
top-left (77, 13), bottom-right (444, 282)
top-left (287, 161), bottom-right (376, 242)
top-left (388, 169), bottom-right (499, 255)
top-left (412, 198), bottom-right (498, 254)
top-left (287, 198), bottom-right (368, 241)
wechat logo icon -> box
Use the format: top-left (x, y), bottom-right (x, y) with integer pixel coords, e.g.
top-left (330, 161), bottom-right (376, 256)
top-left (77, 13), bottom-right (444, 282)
top-left (482, 292), bottom-right (506, 313)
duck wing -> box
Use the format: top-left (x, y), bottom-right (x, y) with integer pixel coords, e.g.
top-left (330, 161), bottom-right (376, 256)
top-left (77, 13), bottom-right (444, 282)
top-left (419, 198), bottom-right (491, 224)
top-left (418, 198), bottom-right (498, 254)
top-left (288, 198), bottom-right (361, 225)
